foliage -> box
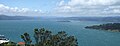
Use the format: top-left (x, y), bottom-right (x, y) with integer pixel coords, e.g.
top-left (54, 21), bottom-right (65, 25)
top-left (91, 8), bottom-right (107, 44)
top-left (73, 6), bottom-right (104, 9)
top-left (21, 32), bottom-right (32, 46)
top-left (21, 28), bottom-right (78, 46)
top-left (0, 41), bottom-right (16, 46)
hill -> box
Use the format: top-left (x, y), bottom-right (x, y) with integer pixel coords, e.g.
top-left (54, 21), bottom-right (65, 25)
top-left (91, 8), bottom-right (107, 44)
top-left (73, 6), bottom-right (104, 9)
top-left (56, 16), bottom-right (120, 22)
top-left (85, 23), bottom-right (120, 32)
top-left (0, 15), bottom-right (33, 20)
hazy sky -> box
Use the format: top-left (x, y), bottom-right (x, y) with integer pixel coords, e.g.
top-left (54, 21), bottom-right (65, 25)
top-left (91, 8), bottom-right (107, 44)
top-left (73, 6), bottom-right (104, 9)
top-left (0, 0), bottom-right (120, 17)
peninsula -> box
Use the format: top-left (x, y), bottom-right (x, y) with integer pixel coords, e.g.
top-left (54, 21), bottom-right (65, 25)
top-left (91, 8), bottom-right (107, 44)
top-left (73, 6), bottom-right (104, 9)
top-left (85, 23), bottom-right (120, 32)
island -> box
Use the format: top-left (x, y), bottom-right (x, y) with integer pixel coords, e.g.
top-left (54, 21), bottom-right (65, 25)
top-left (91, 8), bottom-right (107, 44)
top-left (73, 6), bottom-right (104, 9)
top-left (56, 20), bottom-right (71, 22)
top-left (85, 23), bottom-right (120, 32)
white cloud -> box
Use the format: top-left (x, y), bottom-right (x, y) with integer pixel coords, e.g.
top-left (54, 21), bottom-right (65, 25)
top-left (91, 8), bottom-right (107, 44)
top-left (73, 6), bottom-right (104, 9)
top-left (67, 0), bottom-right (118, 6)
top-left (113, 9), bottom-right (120, 13)
top-left (59, 0), bottom-right (65, 6)
top-left (53, 0), bottom-right (120, 17)
top-left (102, 6), bottom-right (120, 14)
top-left (0, 4), bottom-right (43, 16)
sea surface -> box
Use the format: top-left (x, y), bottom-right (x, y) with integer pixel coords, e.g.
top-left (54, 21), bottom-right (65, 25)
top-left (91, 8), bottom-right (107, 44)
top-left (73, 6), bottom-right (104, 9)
top-left (0, 20), bottom-right (120, 46)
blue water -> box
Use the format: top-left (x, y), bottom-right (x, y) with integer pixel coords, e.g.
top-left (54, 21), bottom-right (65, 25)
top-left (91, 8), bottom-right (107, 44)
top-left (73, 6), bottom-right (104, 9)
top-left (0, 20), bottom-right (120, 46)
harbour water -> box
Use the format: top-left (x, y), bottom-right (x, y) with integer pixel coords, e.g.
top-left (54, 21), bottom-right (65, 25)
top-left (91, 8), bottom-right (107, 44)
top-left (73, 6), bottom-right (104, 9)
top-left (0, 20), bottom-right (120, 46)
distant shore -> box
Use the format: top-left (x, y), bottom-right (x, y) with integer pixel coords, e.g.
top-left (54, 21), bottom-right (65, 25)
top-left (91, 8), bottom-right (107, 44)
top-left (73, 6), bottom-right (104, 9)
top-left (85, 23), bottom-right (120, 32)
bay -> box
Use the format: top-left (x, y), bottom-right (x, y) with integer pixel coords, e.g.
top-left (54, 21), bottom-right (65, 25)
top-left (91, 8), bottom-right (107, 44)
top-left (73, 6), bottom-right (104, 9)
top-left (0, 20), bottom-right (120, 46)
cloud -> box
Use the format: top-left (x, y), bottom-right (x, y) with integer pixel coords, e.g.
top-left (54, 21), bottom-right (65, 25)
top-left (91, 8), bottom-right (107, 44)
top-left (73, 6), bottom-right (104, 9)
top-left (67, 0), bottom-right (118, 6)
top-left (54, 0), bottom-right (120, 17)
top-left (0, 4), bottom-right (43, 16)
top-left (0, 0), bottom-right (120, 17)
top-left (59, 0), bottom-right (65, 6)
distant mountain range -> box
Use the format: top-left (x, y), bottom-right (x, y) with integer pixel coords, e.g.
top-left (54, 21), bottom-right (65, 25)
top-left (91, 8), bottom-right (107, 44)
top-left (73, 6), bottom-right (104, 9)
top-left (0, 15), bottom-right (55, 20)
top-left (0, 15), bottom-right (120, 22)
top-left (56, 16), bottom-right (120, 22)
top-left (0, 15), bottom-right (34, 20)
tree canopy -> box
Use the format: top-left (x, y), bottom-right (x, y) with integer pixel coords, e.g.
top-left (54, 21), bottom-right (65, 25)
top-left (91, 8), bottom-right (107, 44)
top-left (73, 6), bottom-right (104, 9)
top-left (21, 28), bottom-right (78, 46)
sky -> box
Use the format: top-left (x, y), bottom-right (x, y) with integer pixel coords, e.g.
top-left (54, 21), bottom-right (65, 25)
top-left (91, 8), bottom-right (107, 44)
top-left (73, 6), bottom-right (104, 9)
top-left (0, 0), bottom-right (120, 17)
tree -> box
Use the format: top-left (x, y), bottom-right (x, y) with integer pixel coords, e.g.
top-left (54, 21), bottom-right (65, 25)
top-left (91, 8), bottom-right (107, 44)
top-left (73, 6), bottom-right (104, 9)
top-left (21, 32), bottom-right (32, 46)
top-left (21, 28), bottom-right (78, 46)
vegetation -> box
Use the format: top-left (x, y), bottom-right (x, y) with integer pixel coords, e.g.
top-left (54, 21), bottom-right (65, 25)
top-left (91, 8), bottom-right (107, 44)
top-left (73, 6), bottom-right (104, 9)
top-left (85, 23), bottom-right (120, 32)
top-left (0, 28), bottom-right (78, 46)
top-left (21, 28), bottom-right (78, 46)
top-left (0, 41), bottom-right (16, 46)
top-left (21, 33), bottom-right (32, 46)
